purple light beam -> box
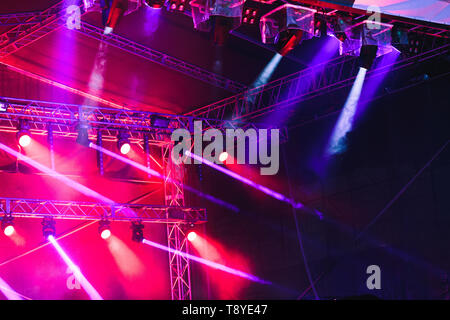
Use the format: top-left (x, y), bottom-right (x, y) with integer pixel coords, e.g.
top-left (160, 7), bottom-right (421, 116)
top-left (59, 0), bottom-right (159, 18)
top-left (327, 67), bottom-right (367, 155)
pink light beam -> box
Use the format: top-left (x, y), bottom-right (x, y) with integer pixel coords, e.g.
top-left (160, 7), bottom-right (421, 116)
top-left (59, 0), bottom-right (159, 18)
top-left (142, 238), bottom-right (271, 285)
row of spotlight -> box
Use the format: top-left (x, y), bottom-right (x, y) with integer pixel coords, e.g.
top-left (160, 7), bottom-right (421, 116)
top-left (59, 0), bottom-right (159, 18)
top-left (1, 215), bottom-right (197, 242)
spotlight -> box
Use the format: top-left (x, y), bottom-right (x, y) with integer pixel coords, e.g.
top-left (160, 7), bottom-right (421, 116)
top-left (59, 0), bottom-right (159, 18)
top-left (76, 122), bottom-right (90, 146)
top-left (117, 132), bottom-right (131, 155)
top-left (98, 220), bottom-right (111, 240)
top-left (151, 115), bottom-right (170, 128)
top-left (314, 16), bottom-right (328, 38)
top-left (187, 231), bottom-right (197, 242)
top-left (131, 221), bottom-right (144, 243)
top-left (213, 16), bottom-right (235, 46)
top-left (218, 151), bottom-right (228, 163)
top-left (277, 29), bottom-right (304, 56)
top-left (42, 217), bottom-right (56, 239)
top-left (166, 0), bottom-right (187, 11)
top-left (143, 0), bottom-right (165, 9)
top-left (260, 4), bottom-right (316, 54)
top-left (1, 215), bottom-right (14, 237)
top-left (17, 120), bottom-right (31, 147)
top-left (104, 0), bottom-right (129, 32)
top-left (359, 44), bottom-right (378, 70)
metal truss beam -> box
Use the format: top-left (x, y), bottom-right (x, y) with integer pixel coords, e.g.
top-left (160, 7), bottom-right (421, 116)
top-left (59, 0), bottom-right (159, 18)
top-left (0, 197), bottom-right (207, 223)
top-left (0, 97), bottom-right (283, 146)
top-left (187, 44), bottom-right (450, 122)
top-left (163, 144), bottom-right (192, 300)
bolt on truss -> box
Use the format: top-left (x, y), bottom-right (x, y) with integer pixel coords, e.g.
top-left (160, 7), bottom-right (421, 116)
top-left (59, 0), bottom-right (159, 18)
top-left (0, 1), bottom-right (247, 93)
top-left (187, 43), bottom-right (450, 122)
top-left (0, 97), bottom-right (286, 146)
top-left (0, 197), bottom-right (207, 223)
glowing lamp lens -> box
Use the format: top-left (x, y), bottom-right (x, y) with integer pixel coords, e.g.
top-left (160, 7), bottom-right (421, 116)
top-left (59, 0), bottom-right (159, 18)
top-left (101, 229), bottom-right (111, 240)
top-left (187, 231), bottom-right (197, 242)
top-left (18, 134), bottom-right (31, 147)
top-left (4, 225), bottom-right (14, 236)
top-left (218, 152), bottom-right (228, 163)
top-left (120, 143), bottom-right (131, 155)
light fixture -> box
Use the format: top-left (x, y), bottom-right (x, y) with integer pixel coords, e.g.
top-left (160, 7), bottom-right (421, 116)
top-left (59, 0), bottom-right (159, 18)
top-left (143, 0), bottom-right (165, 9)
top-left (277, 29), bottom-right (304, 56)
top-left (314, 15), bottom-right (328, 38)
top-left (42, 216), bottom-right (56, 239)
top-left (103, 0), bottom-right (129, 33)
top-left (17, 120), bottom-right (31, 147)
top-left (260, 4), bottom-right (316, 56)
top-left (98, 219), bottom-right (111, 240)
top-left (359, 44), bottom-right (378, 70)
top-left (337, 20), bottom-right (393, 66)
top-left (187, 231), bottom-right (197, 242)
top-left (131, 221), bottom-right (144, 243)
top-left (218, 151), bottom-right (228, 163)
top-left (1, 215), bottom-right (14, 237)
top-left (117, 131), bottom-right (131, 155)
top-left (76, 122), bottom-right (90, 146)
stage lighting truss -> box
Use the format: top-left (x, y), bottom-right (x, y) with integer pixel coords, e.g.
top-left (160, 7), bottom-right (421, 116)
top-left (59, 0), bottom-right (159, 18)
top-left (0, 97), bottom-right (283, 147)
top-left (259, 4), bottom-right (316, 48)
top-left (0, 198), bottom-right (207, 224)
